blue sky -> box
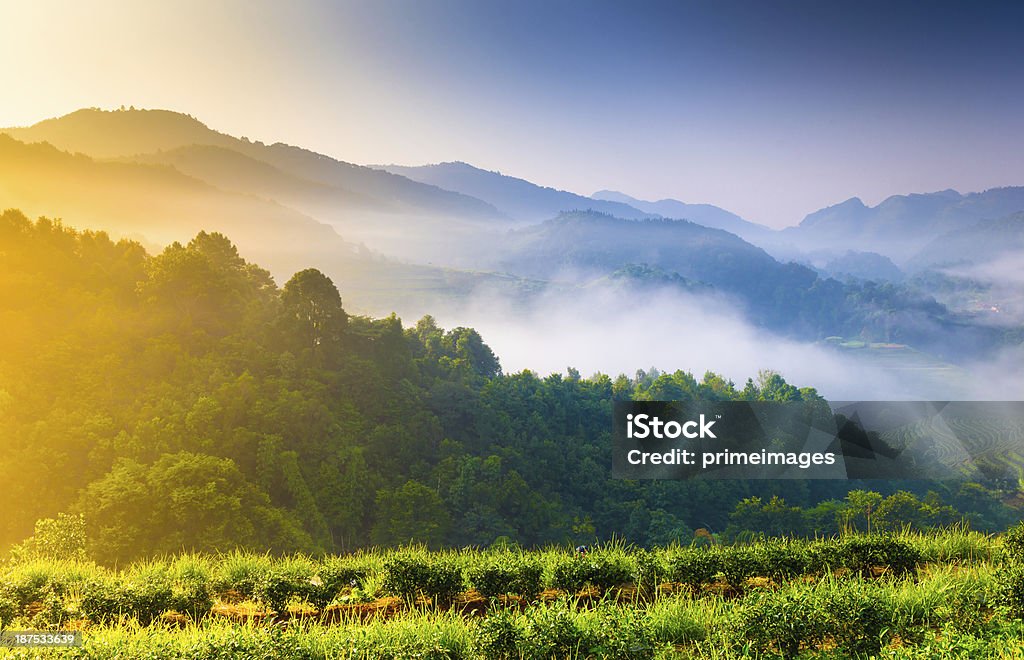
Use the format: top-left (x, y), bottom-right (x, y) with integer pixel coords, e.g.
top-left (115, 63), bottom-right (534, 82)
top-left (2, 0), bottom-right (1022, 226)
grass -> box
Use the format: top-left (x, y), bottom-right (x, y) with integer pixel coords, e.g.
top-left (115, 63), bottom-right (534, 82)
top-left (3, 529), bottom-right (1024, 658)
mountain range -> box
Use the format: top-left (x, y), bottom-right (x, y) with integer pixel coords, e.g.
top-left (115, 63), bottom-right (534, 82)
top-left (2, 107), bottom-right (1022, 359)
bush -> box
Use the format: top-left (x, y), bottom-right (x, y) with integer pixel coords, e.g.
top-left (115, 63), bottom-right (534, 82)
top-left (521, 602), bottom-right (594, 659)
top-left (120, 579), bottom-right (173, 625)
top-left (997, 562), bottom-right (1024, 618)
top-left (647, 598), bottom-right (706, 644)
top-left (630, 549), bottom-right (664, 602)
top-left (805, 538), bottom-right (844, 575)
top-left (587, 605), bottom-right (655, 660)
top-left (551, 554), bottom-right (632, 593)
top-left (170, 576), bottom-right (214, 620)
top-left (382, 555), bottom-right (464, 607)
top-left (2, 563), bottom-right (58, 610)
top-left (475, 607), bottom-right (525, 659)
top-left (668, 549), bottom-right (721, 589)
top-left (759, 540), bottom-right (809, 580)
top-left (1003, 522), bottom-right (1024, 563)
top-left (719, 547), bottom-right (765, 588)
top-left (213, 552), bottom-right (273, 601)
top-left (842, 535), bottom-right (922, 577)
top-left (79, 578), bottom-right (125, 623)
top-left (0, 592), bottom-right (19, 627)
top-left (735, 589), bottom-right (826, 658)
top-left (467, 556), bottom-right (543, 600)
top-left (308, 558), bottom-right (369, 609)
top-left (255, 568), bottom-right (308, 614)
top-left (825, 584), bottom-right (894, 655)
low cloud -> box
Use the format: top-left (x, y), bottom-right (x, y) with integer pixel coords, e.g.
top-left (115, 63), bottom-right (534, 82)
top-left (425, 282), bottom-right (1002, 401)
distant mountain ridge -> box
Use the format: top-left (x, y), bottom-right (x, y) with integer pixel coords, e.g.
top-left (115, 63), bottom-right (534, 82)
top-left (780, 187), bottom-right (1024, 263)
top-left (377, 161), bottom-right (656, 221)
top-left (2, 108), bottom-right (503, 221)
top-left (909, 211), bottom-right (1024, 270)
top-left (591, 189), bottom-right (774, 244)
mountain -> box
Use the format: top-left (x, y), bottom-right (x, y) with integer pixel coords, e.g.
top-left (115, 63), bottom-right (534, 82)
top-left (377, 161), bottom-right (655, 222)
top-left (909, 211), bottom-right (1024, 271)
top-left (494, 211), bottom-right (829, 328)
top-left (812, 250), bottom-right (904, 283)
top-left (2, 108), bottom-right (502, 221)
top-left (0, 134), bottom-right (539, 318)
top-left (0, 134), bottom-right (345, 267)
top-left (781, 188), bottom-right (1024, 263)
top-left (591, 190), bottom-right (774, 244)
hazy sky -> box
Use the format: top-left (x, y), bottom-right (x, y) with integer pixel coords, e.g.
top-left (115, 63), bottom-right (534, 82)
top-left (2, 0), bottom-right (1023, 227)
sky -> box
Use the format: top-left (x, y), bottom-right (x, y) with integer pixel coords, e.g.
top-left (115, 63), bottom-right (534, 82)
top-left (2, 0), bottom-right (1023, 227)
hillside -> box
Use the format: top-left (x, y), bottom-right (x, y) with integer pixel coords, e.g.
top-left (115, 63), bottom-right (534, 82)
top-left (591, 189), bottom-right (774, 244)
top-left (378, 161), bottom-right (654, 221)
top-left (0, 134), bottom-right (348, 268)
top-left (2, 108), bottom-right (503, 221)
top-left (780, 188), bottom-right (1024, 263)
top-left (909, 211), bottom-right (1024, 270)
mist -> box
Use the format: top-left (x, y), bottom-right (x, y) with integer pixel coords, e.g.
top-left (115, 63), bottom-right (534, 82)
top-left (423, 281), bottom-right (1003, 401)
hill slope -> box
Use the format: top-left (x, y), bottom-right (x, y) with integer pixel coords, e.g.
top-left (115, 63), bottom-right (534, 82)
top-left (781, 188), bottom-right (1024, 263)
top-left (591, 189), bottom-right (774, 244)
top-left (2, 108), bottom-right (502, 221)
top-left (378, 161), bottom-right (654, 221)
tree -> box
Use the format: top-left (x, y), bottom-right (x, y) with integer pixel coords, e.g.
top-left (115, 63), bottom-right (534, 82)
top-left (280, 268), bottom-right (347, 363)
top-left (371, 480), bottom-right (451, 549)
top-left (76, 452), bottom-right (316, 564)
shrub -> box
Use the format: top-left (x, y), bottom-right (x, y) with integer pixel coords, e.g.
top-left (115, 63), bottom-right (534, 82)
top-left (467, 556), bottom-right (543, 600)
top-left (170, 576), bottom-right (214, 621)
top-left (120, 579), bottom-right (174, 625)
top-left (0, 592), bottom-right (19, 627)
top-left (647, 598), bottom-right (706, 644)
top-left (1003, 522), bottom-right (1024, 563)
top-left (587, 605), bottom-right (655, 660)
top-left (521, 602), bottom-right (594, 659)
top-left (997, 562), bottom-right (1024, 618)
top-left (668, 548), bottom-right (722, 589)
top-left (79, 577), bottom-right (125, 623)
top-left (255, 568), bottom-right (308, 614)
top-left (308, 558), bottom-right (369, 609)
top-left (382, 555), bottom-right (463, 607)
top-left (825, 583), bottom-right (894, 655)
top-left (551, 554), bottom-right (632, 593)
top-left (842, 535), bottom-right (921, 577)
top-left (30, 591), bottom-right (70, 628)
top-left (735, 589), bottom-right (826, 658)
top-left (805, 538), bottom-right (844, 575)
top-left (475, 607), bottom-right (525, 659)
top-left (213, 552), bottom-right (273, 601)
top-left (630, 549), bottom-right (664, 602)
top-left (759, 540), bottom-right (809, 581)
top-left (719, 547), bottom-right (765, 588)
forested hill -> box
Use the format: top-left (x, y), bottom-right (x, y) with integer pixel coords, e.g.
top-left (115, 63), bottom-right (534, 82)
top-left (0, 209), bottom-right (1016, 565)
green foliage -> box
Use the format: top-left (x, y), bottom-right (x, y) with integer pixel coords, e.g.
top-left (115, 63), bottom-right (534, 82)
top-left (842, 534), bottom-right (923, 577)
top-left (213, 552), bottom-right (273, 601)
top-left (382, 554), bottom-right (464, 606)
top-left (668, 548), bottom-right (723, 589)
top-left (8, 513), bottom-right (86, 563)
top-left (466, 554), bottom-right (543, 600)
top-left (474, 608), bottom-right (524, 659)
top-left (551, 552), bottom-right (633, 593)
top-left (308, 557), bottom-right (369, 609)
top-left (736, 589), bottom-right (828, 658)
top-left (0, 212), bottom-right (1017, 566)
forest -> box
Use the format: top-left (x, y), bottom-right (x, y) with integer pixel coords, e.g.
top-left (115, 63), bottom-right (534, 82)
top-left (0, 208), bottom-right (1019, 566)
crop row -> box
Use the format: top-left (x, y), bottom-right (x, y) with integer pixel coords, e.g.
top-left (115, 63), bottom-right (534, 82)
top-left (0, 530), bottom-right (998, 628)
